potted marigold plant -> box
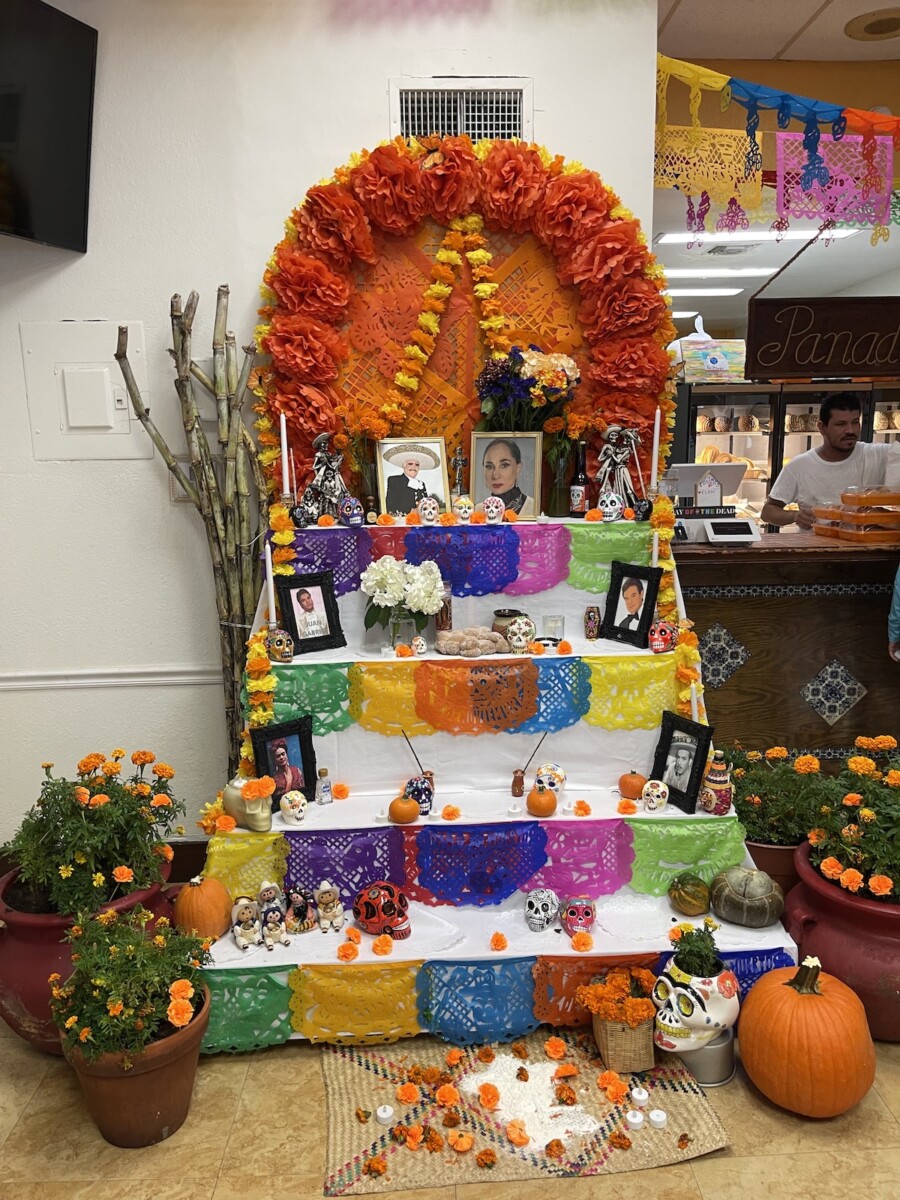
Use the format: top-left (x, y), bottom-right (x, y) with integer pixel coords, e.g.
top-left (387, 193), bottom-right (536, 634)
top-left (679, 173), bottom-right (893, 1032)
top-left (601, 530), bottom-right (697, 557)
top-left (575, 965), bottom-right (657, 1073)
top-left (730, 744), bottom-right (837, 895)
top-left (785, 734), bottom-right (900, 1041)
top-left (49, 906), bottom-right (212, 1147)
top-left (0, 749), bottom-right (184, 1053)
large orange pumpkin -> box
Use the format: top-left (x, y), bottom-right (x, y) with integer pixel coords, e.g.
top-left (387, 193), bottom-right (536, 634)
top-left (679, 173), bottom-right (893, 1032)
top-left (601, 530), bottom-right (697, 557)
top-left (618, 770), bottom-right (647, 800)
top-left (173, 874), bottom-right (232, 938)
top-left (738, 956), bottom-right (875, 1118)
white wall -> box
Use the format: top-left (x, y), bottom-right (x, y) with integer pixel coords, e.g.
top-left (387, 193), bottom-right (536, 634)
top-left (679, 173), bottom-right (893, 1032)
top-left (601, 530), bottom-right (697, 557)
top-left (835, 264), bottom-right (900, 297)
top-left (0, 0), bottom-right (658, 843)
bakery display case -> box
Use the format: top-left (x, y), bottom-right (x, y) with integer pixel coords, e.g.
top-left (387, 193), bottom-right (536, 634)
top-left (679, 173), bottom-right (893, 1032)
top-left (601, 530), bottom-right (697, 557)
top-left (871, 383), bottom-right (900, 445)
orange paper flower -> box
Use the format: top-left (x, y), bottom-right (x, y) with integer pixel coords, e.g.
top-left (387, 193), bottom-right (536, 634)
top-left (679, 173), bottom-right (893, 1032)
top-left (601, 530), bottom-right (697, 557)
top-left (544, 1036), bottom-right (567, 1060)
top-left (332, 783), bottom-right (350, 800)
top-left (441, 805), bottom-right (461, 820)
top-left (345, 927), bottom-right (361, 944)
top-left (478, 1083), bottom-right (500, 1110)
top-left (571, 931), bottom-right (594, 952)
top-left (395, 644), bottom-right (414, 658)
top-left (448, 1129), bottom-right (473, 1153)
top-left (337, 942), bottom-right (358, 962)
top-left (435, 1084), bottom-right (460, 1106)
top-left (554, 1064), bottom-right (579, 1079)
top-left (503, 509), bottom-right (518, 523)
top-left (316, 514), bottom-right (336, 527)
top-left (445, 1048), bottom-right (465, 1067)
top-left (585, 509), bottom-right (602, 522)
top-left (573, 800), bottom-right (591, 816)
top-left (506, 1119), bottom-right (530, 1147)
top-left (404, 511), bottom-right (422, 525)
top-left (606, 1080), bottom-right (629, 1104)
top-left (616, 799), bottom-right (638, 815)
top-left (372, 934), bottom-right (394, 956)
top-left (598, 1070), bottom-right (622, 1089)
top-left (396, 1082), bottom-right (420, 1104)
top-left (470, 511), bottom-right (487, 524)
top-left (490, 932), bottom-right (508, 951)
top-left (438, 513), bottom-right (458, 526)
top-left (376, 513), bottom-right (395, 526)
top-left (557, 640), bottom-right (573, 655)
top-left (527, 641), bottom-right (545, 655)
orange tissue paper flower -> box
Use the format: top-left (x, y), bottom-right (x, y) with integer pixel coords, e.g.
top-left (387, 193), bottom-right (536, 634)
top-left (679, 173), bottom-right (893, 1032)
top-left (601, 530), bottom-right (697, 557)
top-left (337, 942), bottom-right (359, 962)
top-left (396, 1083), bottom-right (420, 1104)
top-left (571, 932), bottom-right (594, 952)
top-left (606, 1080), bottom-right (629, 1104)
top-left (448, 1129), bottom-right (473, 1153)
top-left (616, 799), bottom-right (637, 815)
top-left (442, 805), bottom-right (461, 820)
top-left (405, 511), bottom-right (422, 525)
top-left (395, 644), bottom-right (414, 658)
top-left (376, 513), bottom-right (396, 526)
top-left (332, 783), bottom-right (350, 800)
top-left (842, 792), bottom-right (863, 806)
top-left (242, 776), bottom-right (276, 800)
top-left (506, 1120), bottom-right (530, 1147)
top-left (438, 513), bottom-right (458, 526)
top-left (446, 1048), bottom-right (465, 1067)
top-left (527, 641), bottom-right (545, 655)
top-left (554, 1064), bottom-right (579, 1079)
top-left (490, 932), bottom-right (508, 952)
top-left (470, 511), bottom-right (487, 524)
top-left (557, 640), bottom-right (573, 655)
top-left (598, 1070), bottom-right (622, 1089)
top-left (435, 1084), bottom-right (460, 1107)
top-left (345, 927), bottom-right (361, 944)
top-left (573, 800), bottom-right (591, 816)
top-left (372, 934), bottom-right (394, 955)
top-left (544, 1036), bottom-right (567, 1060)
top-left (503, 509), bottom-right (518, 523)
top-left (215, 815), bottom-right (237, 832)
top-left (585, 509), bottom-right (602, 522)
top-left (404, 1124), bottom-right (424, 1151)
top-left (478, 1083), bottom-right (500, 1111)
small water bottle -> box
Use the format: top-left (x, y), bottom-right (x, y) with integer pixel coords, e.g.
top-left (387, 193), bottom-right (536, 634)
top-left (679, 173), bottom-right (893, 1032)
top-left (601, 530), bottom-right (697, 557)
top-left (315, 767), bottom-right (333, 805)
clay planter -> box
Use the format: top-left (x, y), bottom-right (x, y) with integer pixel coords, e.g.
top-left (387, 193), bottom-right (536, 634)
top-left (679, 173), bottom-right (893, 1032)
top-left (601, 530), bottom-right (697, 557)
top-left (64, 985), bottom-right (210, 1147)
top-left (785, 844), bottom-right (900, 1041)
top-left (0, 866), bottom-right (173, 1055)
top-left (746, 840), bottom-right (801, 898)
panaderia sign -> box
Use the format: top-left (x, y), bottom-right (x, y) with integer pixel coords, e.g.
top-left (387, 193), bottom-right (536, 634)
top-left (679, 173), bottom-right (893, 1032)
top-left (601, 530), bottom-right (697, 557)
top-left (745, 298), bottom-right (900, 379)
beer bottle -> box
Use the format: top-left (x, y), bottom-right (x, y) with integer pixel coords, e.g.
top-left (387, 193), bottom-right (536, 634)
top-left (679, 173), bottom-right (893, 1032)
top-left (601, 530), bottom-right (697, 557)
top-left (569, 440), bottom-right (588, 518)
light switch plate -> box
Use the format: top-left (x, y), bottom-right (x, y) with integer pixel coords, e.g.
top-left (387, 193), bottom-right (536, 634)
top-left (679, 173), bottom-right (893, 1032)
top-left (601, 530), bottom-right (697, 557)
top-left (20, 320), bottom-right (152, 461)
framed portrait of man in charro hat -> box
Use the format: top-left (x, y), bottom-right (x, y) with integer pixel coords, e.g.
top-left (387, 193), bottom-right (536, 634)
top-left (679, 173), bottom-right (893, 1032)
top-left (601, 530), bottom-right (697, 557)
top-left (377, 437), bottom-right (451, 516)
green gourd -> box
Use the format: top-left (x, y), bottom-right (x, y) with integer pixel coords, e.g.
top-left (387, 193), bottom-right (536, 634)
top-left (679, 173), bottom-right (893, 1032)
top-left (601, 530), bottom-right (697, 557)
top-left (667, 872), bottom-right (711, 916)
top-left (710, 866), bottom-right (784, 927)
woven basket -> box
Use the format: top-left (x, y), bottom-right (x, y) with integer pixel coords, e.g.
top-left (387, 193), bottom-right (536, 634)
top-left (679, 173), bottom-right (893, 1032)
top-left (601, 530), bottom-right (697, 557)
top-left (592, 1015), bottom-right (656, 1074)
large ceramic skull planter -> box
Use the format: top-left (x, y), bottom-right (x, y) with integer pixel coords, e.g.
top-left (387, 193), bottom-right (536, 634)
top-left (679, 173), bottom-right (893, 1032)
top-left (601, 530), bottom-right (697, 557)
top-left (452, 495), bottom-right (474, 524)
top-left (652, 958), bottom-right (741, 1052)
top-left (648, 619), bottom-right (677, 654)
top-left (560, 896), bottom-right (596, 937)
top-left (505, 615), bottom-right (536, 654)
top-left (524, 887), bottom-right (560, 932)
top-left (417, 496), bottom-right (440, 525)
top-left (482, 495), bottom-right (505, 524)
top-left (597, 491), bottom-right (625, 522)
top-left (338, 495), bottom-right (364, 527)
top-left (279, 790), bottom-right (308, 825)
top-left (642, 779), bottom-right (669, 812)
top-left (352, 881), bottom-right (411, 940)
top-left (534, 762), bottom-right (566, 793)
top-left (222, 775), bottom-right (272, 833)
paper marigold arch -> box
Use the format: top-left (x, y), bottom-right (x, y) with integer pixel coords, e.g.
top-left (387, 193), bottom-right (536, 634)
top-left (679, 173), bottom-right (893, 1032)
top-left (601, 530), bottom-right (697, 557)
top-left (253, 136), bottom-right (675, 491)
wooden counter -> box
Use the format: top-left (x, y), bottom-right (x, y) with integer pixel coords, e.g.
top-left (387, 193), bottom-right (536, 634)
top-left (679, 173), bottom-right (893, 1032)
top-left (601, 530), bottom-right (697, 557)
top-left (675, 532), bottom-right (900, 751)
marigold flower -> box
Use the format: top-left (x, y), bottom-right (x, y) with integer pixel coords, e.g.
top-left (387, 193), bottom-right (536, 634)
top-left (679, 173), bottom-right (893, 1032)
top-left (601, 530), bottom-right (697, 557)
top-left (169, 979), bottom-right (194, 1000)
top-left (112, 866), bottom-right (134, 883)
top-left (446, 1047), bottom-right (465, 1067)
top-left (807, 828), bottom-right (827, 845)
top-left (490, 932), bottom-right (508, 951)
top-left (435, 1084), bottom-right (460, 1106)
top-left (874, 735), bottom-right (897, 751)
top-left (556, 1083), bottom-right (578, 1106)
top-left (92, 873), bottom-right (105, 888)
top-left (332, 783), bottom-right (350, 800)
top-left (885, 770), bottom-right (900, 788)
top-left (396, 1082), bottom-right (420, 1104)
top-left (58, 865), bottom-right (74, 878)
top-left (746, 750), bottom-right (762, 762)
top-left (478, 1082), bottom-right (500, 1110)
top-left (571, 931), bottom-right (594, 952)
top-left (764, 747), bottom-right (788, 760)
top-left (166, 998), bottom-right (194, 1028)
top-left (544, 1036), bottom-right (567, 1060)
top-left (361, 1154), bottom-right (387, 1177)
top-left (101, 761), bottom-right (122, 776)
top-left (337, 942), bottom-right (358, 962)
top-left (869, 874), bottom-right (894, 896)
top-left (77, 753), bottom-right (105, 774)
top-left (89, 793), bottom-right (111, 808)
top-left (74, 786), bottom-right (90, 806)
top-left (64, 1015), bottom-right (78, 1029)
top-left (854, 736), bottom-right (875, 750)
top-left (820, 856), bottom-right (844, 880)
top-left (107, 1000), bottom-right (124, 1017)
top-left (745, 794), bottom-right (762, 807)
top-left (242, 776), bottom-right (276, 800)
top-left (132, 750), bottom-right (156, 766)
top-left (847, 756), bottom-right (877, 776)
top-left (839, 868), bottom-right (864, 892)
top-left (79, 1026), bottom-right (92, 1042)
top-left (476, 1149), bottom-right (497, 1169)
top-left (214, 815), bottom-right (237, 833)
top-left (152, 763), bottom-right (175, 780)
top-left (860, 808), bottom-right (877, 823)
top-left (150, 795), bottom-right (172, 808)
top-left (135, 782), bottom-right (152, 797)
top-left (616, 799), bottom-right (637, 815)
top-left (372, 934), bottom-right (393, 956)
top-left (793, 754), bottom-right (820, 775)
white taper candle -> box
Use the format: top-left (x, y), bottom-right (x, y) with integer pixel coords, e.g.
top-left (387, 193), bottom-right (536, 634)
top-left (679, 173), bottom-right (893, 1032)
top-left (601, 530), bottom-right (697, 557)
top-left (264, 540), bottom-right (277, 628)
top-left (650, 406), bottom-right (662, 490)
top-left (280, 413), bottom-right (290, 496)
top-left (651, 531), bottom-right (659, 568)
top-left (690, 682), bottom-right (699, 723)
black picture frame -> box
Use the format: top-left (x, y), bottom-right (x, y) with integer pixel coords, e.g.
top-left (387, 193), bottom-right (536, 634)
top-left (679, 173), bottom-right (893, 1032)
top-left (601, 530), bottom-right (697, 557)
top-left (650, 710), bottom-right (715, 815)
top-left (250, 716), bottom-right (317, 807)
top-left (275, 570), bottom-right (346, 655)
top-left (599, 560), bottom-right (663, 649)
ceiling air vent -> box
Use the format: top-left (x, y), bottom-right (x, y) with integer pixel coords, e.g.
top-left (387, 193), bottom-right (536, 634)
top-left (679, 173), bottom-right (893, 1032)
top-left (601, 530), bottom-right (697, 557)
top-left (704, 243), bottom-right (762, 256)
top-left (390, 77), bottom-right (533, 141)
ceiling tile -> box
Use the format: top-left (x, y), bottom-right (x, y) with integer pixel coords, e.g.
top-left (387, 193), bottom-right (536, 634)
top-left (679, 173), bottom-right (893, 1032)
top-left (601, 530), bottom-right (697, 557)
top-left (786, 1), bottom-right (900, 60)
top-left (658, 0), bottom-right (825, 60)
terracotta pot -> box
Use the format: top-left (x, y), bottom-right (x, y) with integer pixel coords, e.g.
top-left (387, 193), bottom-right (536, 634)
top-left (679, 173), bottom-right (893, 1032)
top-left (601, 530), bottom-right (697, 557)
top-left (745, 840), bottom-right (802, 898)
top-left (785, 843), bottom-right (900, 1041)
top-left (0, 866), bottom-right (173, 1055)
top-left (64, 985), bottom-right (210, 1147)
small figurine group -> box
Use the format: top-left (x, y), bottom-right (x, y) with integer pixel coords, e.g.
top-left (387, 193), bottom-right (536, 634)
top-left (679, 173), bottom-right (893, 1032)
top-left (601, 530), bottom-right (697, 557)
top-left (230, 878), bottom-right (347, 950)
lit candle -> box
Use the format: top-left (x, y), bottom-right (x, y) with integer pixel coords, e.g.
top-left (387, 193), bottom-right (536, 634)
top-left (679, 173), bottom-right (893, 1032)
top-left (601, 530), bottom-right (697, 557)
top-left (673, 567), bottom-right (687, 622)
top-left (690, 682), bottom-right (699, 723)
top-left (650, 406), bottom-right (661, 490)
top-left (280, 413), bottom-right (290, 497)
top-left (651, 531), bottom-right (659, 568)
top-left (264, 540), bottom-right (277, 628)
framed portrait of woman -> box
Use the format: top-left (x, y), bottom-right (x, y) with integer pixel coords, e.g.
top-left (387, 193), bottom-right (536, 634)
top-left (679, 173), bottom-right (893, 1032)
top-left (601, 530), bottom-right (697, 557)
top-left (250, 716), bottom-right (317, 807)
top-left (469, 432), bottom-right (542, 520)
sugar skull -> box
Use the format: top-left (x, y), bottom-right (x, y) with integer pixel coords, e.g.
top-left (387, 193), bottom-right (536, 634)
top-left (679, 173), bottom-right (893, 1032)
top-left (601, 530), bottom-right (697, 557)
top-left (411, 635), bottom-right (427, 656)
top-left (642, 779), bottom-right (669, 811)
top-left (597, 491), bottom-right (625, 522)
top-left (506, 614), bottom-right (536, 654)
top-left (524, 887), bottom-right (560, 932)
top-left (338, 495), bottom-right (364, 527)
top-left (279, 790), bottom-right (308, 825)
top-left (652, 959), bottom-right (741, 1052)
top-left (534, 761), bottom-right (566, 792)
top-left (352, 880), bottom-right (411, 940)
top-left (404, 773), bottom-right (434, 816)
top-left (482, 495), bottom-right (506, 524)
top-left (453, 494), bottom-right (474, 523)
top-left (265, 627), bottom-right (294, 663)
top-left (648, 619), bottom-right (677, 654)
top-left (560, 896), bottom-right (596, 937)
top-left (417, 495), bottom-right (440, 525)
top-left (632, 498), bottom-right (653, 522)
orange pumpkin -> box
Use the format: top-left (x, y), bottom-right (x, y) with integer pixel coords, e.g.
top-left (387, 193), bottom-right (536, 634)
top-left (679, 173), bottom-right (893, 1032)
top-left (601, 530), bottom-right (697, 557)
top-left (172, 874), bottom-right (232, 938)
top-left (738, 957), bottom-right (875, 1118)
top-left (618, 769), bottom-right (647, 800)
top-left (388, 795), bottom-right (419, 824)
top-left (526, 782), bottom-right (557, 818)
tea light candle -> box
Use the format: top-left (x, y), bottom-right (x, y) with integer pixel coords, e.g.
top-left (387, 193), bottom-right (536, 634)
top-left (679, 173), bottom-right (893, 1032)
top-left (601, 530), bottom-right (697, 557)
top-left (375, 1105), bottom-right (394, 1125)
top-left (280, 413), bottom-right (290, 497)
top-left (625, 1110), bottom-right (645, 1132)
top-left (648, 1109), bottom-right (667, 1130)
top-left (507, 802), bottom-right (523, 817)
top-left (631, 1086), bottom-right (649, 1109)
top-left (650, 406), bottom-right (661, 490)
top-left (374, 810), bottom-right (388, 823)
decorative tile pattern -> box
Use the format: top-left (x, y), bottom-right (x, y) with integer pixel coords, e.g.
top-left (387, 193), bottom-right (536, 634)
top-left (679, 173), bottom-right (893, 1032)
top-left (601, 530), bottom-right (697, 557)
top-left (684, 583), bottom-right (891, 600)
top-left (801, 659), bottom-right (867, 726)
top-left (698, 622), bottom-right (750, 689)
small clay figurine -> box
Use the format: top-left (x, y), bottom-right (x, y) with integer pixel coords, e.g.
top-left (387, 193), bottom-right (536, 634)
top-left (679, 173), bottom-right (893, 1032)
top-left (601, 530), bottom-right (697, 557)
top-left (511, 768), bottom-right (525, 797)
top-left (262, 905), bottom-right (291, 950)
top-left (314, 879), bottom-right (346, 933)
top-left (257, 880), bottom-right (285, 915)
top-left (285, 887), bottom-right (317, 933)
top-left (449, 444), bottom-right (468, 497)
top-left (584, 605), bottom-right (601, 640)
top-left (231, 897), bottom-right (262, 950)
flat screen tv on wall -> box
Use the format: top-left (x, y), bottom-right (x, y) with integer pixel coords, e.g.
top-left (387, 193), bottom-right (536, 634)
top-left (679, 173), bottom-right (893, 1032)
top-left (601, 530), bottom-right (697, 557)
top-left (0, 0), bottom-right (97, 253)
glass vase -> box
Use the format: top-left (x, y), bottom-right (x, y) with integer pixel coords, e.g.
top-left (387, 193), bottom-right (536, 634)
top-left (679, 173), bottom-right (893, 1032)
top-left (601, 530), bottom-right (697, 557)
top-left (546, 453), bottom-right (572, 518)
top-left (388, 611), bottom-right (417, 650)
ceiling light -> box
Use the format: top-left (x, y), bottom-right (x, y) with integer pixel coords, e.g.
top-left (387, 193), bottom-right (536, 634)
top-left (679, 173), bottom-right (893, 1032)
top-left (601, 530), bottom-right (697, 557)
top-left (671, 311), bottom-right (699, 319)
top-left (665, 288), bottom-right (744, 297)
top-left (845, 8), bottom-right (900, 40)
top-left (664, 268), bottom-right (776, 278)
top-left (657, 230), bottom-right (859, 244)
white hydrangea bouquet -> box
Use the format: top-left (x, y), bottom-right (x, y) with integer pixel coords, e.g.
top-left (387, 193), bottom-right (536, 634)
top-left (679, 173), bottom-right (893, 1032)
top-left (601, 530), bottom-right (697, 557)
top-left (360, 555), bottom-right (445, 634)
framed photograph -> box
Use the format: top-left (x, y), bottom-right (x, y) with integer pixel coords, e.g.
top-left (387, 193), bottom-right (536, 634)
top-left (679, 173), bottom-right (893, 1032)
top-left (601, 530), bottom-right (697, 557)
top-left (469, 432), bottom-right (542, 520)
top-left (275, 570), bottom-right (346, 655)
top-left (250, 716), bottom-right (316, 806)
top-left (599, 561), bottom-right (663, 649)
top-left (650, 711), bottom-right (715, 815)
top-left (377, 437), bottom-right (451, 516)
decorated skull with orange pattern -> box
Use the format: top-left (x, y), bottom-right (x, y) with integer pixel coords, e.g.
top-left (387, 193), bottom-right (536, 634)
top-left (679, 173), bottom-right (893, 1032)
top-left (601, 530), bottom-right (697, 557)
top-left (648, 618), bottom-right (677, 654)
top-left (560, 896), bottom-right (596, 936)
top-left (417, 496), bottom-right (440, 525)
top-left (506, 614), bottom-right (536, 654)
top-left (352, 880), bottom-right (411, 940)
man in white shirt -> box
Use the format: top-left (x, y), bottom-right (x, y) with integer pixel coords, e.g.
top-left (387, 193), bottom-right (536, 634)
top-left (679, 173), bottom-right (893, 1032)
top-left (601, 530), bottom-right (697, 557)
top-left (761, 394), bottom-right (890, 530)
top-left (294, 589), bottom-right (329, 639)
top-left (663, 744), bottom-right (694, 790)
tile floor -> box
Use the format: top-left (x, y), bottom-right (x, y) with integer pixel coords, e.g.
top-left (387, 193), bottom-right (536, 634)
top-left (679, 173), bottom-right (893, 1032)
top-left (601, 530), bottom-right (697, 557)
top-left (1, 1017), bottom-right (898, 1200)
